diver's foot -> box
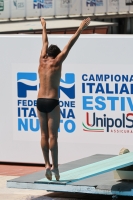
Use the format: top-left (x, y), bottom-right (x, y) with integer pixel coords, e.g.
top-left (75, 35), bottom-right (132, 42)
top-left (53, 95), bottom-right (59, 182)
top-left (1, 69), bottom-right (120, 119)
top-left (45, 168), bottom-right (52, 181)
top-left (119, 148), bottom-right (130, 155)
top-left (51, 168), bottom-right (60, 181)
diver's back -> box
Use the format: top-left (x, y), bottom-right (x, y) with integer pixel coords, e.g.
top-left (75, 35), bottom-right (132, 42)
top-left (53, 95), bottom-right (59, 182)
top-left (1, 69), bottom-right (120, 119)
top-left (38, 56), bottom-right (61, 99)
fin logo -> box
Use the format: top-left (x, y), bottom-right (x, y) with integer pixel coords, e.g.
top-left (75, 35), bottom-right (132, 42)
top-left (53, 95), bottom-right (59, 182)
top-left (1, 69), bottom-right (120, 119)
top-left (33, 0), bottom-right (44, 9)
top-left (17, 73), bottom-right (37, 98)
top-left (59, 73), bottom-right (75, 99)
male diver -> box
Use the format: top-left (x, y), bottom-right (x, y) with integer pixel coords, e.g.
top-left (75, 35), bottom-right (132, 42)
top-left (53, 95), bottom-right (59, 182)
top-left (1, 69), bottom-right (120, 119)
top-left (37, 17), bottom-right (91, 181)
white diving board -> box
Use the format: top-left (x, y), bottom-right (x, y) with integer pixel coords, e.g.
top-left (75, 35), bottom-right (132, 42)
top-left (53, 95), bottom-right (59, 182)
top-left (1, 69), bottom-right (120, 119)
top-left (36, 152), bottom-right (133, 184)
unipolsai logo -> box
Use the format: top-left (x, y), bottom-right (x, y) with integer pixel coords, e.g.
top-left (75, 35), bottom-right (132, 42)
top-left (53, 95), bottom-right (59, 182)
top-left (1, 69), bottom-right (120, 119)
top-left (60, 0), bottom-right (72, 8)
top-left (59, 73), bottom-right (76, 134)
top-left (13, 0), bottom-right (25, 9)
top-left (82, 112), bottom-right (133, 133)
top-left (82, 112), bottom-right (104, 133)
top-left (109, 0), bottom-right (118, 7)
top-left (17, 72), bottom-right (39, 132)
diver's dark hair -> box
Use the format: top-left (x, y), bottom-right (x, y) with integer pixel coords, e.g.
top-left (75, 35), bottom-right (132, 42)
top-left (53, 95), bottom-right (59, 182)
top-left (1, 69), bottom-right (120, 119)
top-left (47, 44), bottom-right (61, 58)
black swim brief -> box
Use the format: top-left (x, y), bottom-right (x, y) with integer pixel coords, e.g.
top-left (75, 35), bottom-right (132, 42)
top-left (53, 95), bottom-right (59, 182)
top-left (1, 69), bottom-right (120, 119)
top-left (37, 98), bottom-right (59, 113)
